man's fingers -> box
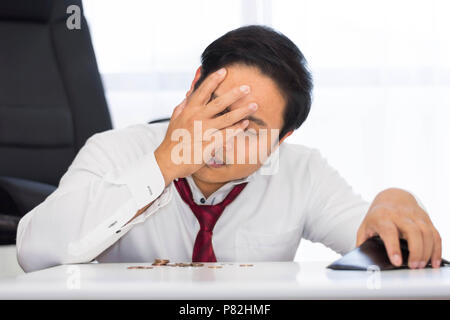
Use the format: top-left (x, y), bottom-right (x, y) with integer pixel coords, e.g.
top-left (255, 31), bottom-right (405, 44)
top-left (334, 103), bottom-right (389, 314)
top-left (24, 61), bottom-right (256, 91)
top-left (171, 98), bottom-right (187, 120)
top-left (191, 68), bottom-right (227, 105)
top-left (396, 217), bottom-right (424, 269)
top-left (431, 229), bottom-right (442, 268)
top-left (415, 218), bottom-right (434, 268)
top-left (227, 119), bottom-right (250, 137)
top-left (210, 103), bottom-right (258, 129)
top-left (355, 233), bottom-right (367, 248)
top-left (376, 222), bottom-right (403, 267)
top-left (204, 85), bottom-right (251, 117)
top-left (356, 225), bottom-right (372, 247)
top-left (218, 119), bottom-right (250, 159)
top-left (203, 120), bottom-right (249, 162)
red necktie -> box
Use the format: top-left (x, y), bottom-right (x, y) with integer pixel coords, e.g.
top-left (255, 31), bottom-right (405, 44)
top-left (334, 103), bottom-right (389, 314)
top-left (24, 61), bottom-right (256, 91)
top-left (173, 178), bottom-right (247, 262)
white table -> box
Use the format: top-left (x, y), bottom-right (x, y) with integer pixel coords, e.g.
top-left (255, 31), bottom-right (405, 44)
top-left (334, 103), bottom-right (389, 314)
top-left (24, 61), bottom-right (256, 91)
top-left (1, 261), bottom-right (450, 299)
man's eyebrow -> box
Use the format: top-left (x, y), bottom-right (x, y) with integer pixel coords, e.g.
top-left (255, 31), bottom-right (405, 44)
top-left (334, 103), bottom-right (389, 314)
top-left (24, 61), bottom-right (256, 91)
top-left (246, 115), bottom-right (267, 127)
top-left (210, 92), bottom-right (268, 127)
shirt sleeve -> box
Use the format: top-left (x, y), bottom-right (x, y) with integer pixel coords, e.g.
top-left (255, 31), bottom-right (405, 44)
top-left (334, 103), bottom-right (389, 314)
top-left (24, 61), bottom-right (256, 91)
top-left (302, 149), bottom-right (370, 255)
top-left (16, 128), bottom-right (173, 272)
top-left (301, 150), bottom-right (430, 256)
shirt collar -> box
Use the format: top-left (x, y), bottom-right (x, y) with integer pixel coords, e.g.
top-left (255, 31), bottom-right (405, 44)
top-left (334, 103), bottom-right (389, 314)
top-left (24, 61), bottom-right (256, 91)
top-left (176, 172), bottom-right (255, 206)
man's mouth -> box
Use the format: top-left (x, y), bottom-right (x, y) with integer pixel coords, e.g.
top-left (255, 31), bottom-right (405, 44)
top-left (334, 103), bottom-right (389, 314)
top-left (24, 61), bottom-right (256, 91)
top-left (206, 157), bottom-right (226, 168)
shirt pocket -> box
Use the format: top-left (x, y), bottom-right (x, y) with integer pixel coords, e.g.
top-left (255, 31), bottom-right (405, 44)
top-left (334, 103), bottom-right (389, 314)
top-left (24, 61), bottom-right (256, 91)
top-left (234, 225), bottom-right (302, 262)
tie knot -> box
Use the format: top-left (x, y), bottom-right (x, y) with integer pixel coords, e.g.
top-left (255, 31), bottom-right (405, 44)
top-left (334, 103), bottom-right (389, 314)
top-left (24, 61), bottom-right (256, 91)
top-left (174, 178), bottom-right (248, 231)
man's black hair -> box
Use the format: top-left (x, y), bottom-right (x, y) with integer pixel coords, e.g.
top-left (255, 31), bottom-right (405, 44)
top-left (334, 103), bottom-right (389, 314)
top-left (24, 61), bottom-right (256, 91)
top-left (194, 25), bottom-right (313, 139)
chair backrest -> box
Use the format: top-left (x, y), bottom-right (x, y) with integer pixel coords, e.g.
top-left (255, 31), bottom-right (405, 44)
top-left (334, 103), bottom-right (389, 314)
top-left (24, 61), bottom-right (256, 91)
top-left (0, 0), bottom-right (112, 186)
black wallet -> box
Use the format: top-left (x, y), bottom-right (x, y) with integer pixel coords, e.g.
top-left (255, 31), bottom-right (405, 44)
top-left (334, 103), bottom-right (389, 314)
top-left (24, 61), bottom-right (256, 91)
top-left (327, 236), bottom-right (450, 270)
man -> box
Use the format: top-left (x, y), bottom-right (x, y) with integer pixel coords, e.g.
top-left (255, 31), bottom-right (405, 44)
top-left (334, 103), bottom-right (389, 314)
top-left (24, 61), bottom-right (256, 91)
top-left (17, 25), bottom-right (442, 272)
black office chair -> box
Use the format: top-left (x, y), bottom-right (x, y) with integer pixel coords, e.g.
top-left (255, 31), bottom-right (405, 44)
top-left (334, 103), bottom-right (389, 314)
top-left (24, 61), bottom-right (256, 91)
top-left (0, 0), bottom-right (112, 244)
top-left (148, 118), bottom-right (170, 124)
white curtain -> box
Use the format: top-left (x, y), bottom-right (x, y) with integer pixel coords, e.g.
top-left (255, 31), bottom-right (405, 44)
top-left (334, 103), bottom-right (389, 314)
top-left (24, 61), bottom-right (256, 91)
top-left (84, 0), bottom-right (450, 261)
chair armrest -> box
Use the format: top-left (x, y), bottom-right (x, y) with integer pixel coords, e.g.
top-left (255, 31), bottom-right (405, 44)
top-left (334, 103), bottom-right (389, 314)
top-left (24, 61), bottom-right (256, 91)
top-left (148, 117), bottom-right (170, 124)
top-left (0, 176), bottom-right (56, 216)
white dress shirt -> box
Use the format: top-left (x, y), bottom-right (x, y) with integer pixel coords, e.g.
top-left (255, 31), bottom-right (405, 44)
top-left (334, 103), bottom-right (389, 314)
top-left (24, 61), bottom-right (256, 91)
top-left (16, 122), bottom-right (371, 272)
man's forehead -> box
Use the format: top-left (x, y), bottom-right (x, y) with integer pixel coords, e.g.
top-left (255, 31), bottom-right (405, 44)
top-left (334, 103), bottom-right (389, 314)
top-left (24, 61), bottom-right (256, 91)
top-left (208, 64), bottom-right (286, 129)
top-left (218, 65), bottom-right (285, 105)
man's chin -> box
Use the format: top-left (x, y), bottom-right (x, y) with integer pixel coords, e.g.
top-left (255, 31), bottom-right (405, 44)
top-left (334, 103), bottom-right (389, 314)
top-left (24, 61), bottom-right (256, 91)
top-left (193, 165), bottom-right (237, 184)
top-left (193, 163), bottom-right (259, 184)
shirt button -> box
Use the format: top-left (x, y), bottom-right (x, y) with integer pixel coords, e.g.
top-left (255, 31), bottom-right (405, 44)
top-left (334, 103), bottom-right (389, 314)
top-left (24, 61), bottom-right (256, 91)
top-left (200, 198), bottom-right (206, 204)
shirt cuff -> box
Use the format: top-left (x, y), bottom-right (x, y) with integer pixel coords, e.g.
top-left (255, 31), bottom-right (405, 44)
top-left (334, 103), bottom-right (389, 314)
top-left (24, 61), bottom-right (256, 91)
top-left (128, 185), bottom-right (173, 226)
top-left (67, 186), bottom-right (173, 261)
top-left (105, 151), bottom-right (166, 210)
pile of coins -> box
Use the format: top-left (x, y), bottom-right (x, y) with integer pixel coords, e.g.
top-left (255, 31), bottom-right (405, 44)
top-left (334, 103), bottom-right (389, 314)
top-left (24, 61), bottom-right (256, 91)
top-left (127, 259), bottom-right (254, 269)
top-left (171, 262), bottom-right (205, 267)
top-left (127, 266), bottom-right (153, 270)
top-left (152, 259), bottom-right (205, 267)
top-left (128, 259), bottom-right (205, 269)
top-left (152, 258), bottom-right (170, 266)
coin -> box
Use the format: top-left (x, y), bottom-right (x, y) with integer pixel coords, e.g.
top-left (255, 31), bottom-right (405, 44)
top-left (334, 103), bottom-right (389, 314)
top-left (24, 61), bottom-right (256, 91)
top-left (127, 266), bottom-right (152, 269)
top-left (152, 258), bottom-right (170, 266)
top-left (155, 259), bottom-right (169, 263)
top-left (153, 258), bottom-right (169, 264)
top-left (177, 263), bottom-right (194, 267)
top-left (192, 263), bottom-right (204, 267)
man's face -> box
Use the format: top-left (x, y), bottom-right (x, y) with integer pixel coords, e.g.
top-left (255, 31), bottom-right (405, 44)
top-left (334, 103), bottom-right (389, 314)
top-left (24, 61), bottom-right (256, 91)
top-left (191, 64), bottom-right (287, 184)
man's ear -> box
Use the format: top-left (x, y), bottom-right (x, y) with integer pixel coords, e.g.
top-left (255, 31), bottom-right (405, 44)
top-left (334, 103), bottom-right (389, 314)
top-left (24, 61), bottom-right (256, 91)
top-left (278, 130), bottom-right (293, 145)
top-left (186, 66), bottom-right (202, 97)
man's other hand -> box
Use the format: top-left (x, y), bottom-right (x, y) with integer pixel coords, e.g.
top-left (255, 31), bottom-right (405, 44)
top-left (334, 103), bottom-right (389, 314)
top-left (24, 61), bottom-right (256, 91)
top-left (356, 188), bottom-right (442, 269)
